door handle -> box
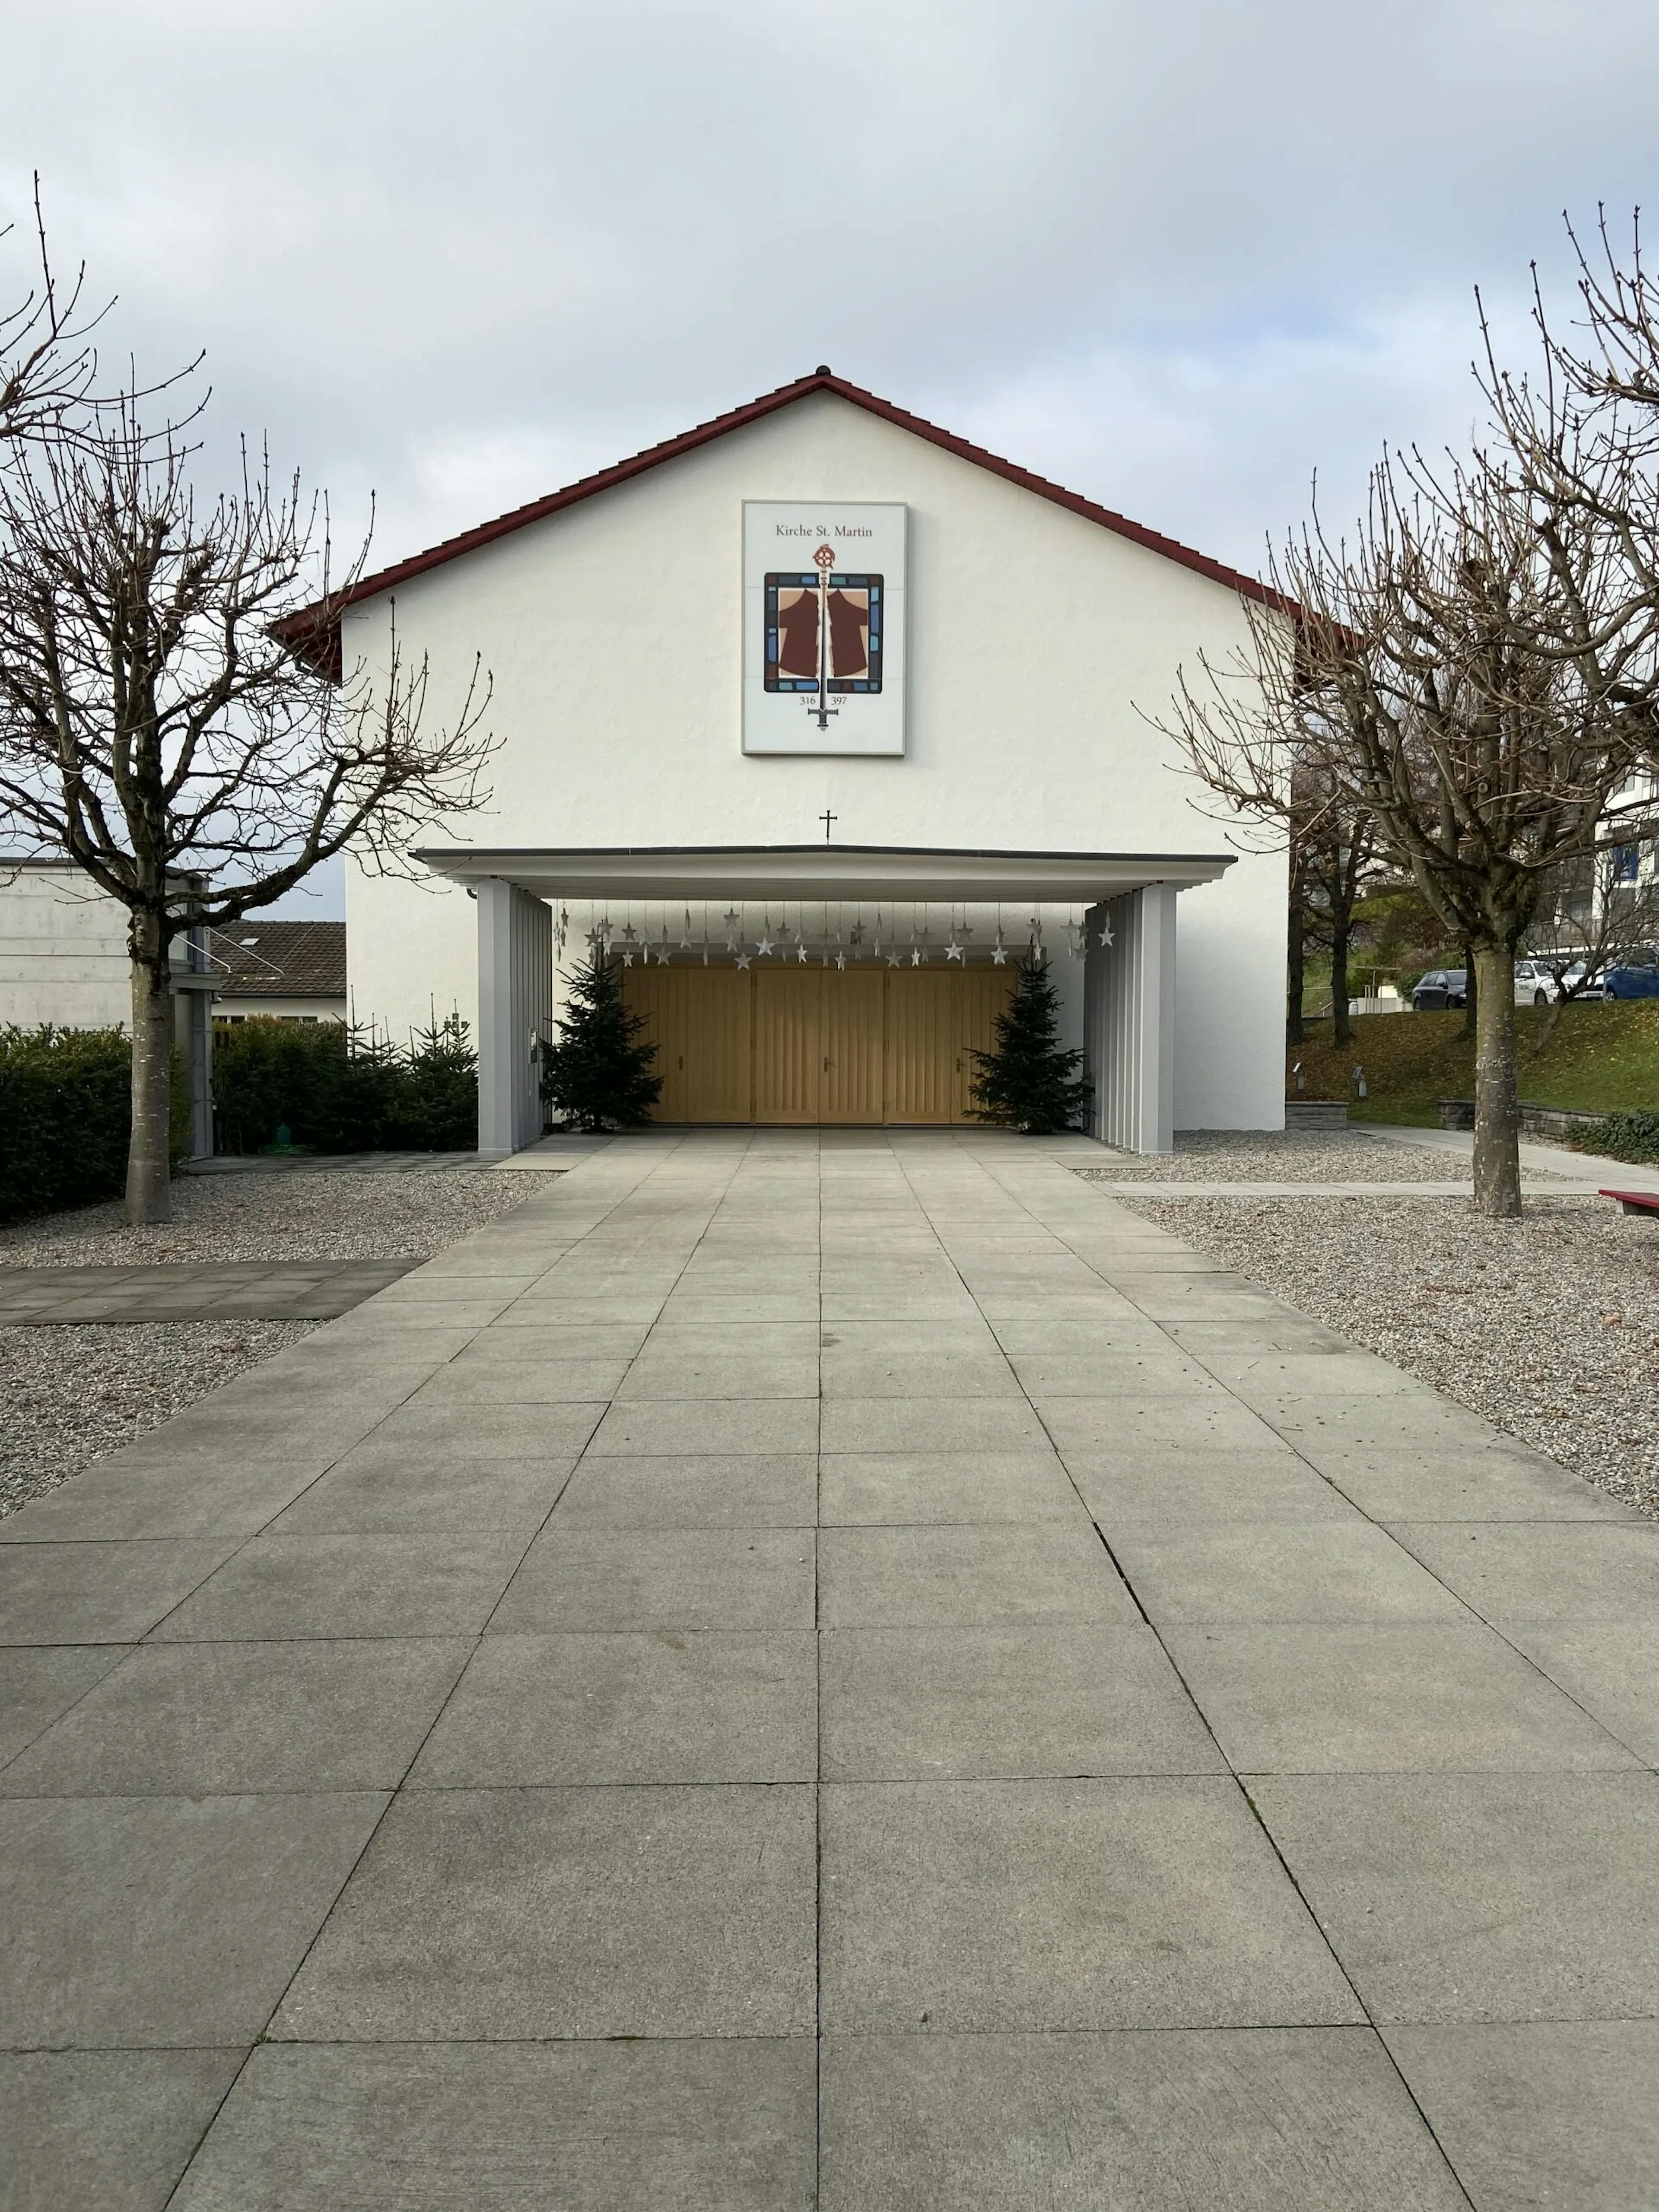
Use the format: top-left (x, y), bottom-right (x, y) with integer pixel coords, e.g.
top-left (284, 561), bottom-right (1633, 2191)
top-left (823, 1057), bottom-right (831, 1072)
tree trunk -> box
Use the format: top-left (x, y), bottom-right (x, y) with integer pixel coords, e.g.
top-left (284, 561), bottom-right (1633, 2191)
top-left (1287, 892), bottom-right (1306, 1045)
top-left (126, 912), bottom-right (174, 1226)
top-left (1460, 941), bottom-right (1478, 1039)
top-left (1330, 908), bottom-right (1353, 1046)
top-left (1471, 943), bottom-right (1522, 1219)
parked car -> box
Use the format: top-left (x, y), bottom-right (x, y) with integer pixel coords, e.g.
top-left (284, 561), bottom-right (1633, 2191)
top-left (1411, 969), bottom-right (1466, 1011)
top-left (1514, 959), bottom-right (1557, 1006)
top-left (1603, 947), bottom-right (1659, 998)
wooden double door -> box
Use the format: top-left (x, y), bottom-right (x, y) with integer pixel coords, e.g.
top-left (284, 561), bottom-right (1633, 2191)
top-left (622, 963), bottom-right (1014, 1125)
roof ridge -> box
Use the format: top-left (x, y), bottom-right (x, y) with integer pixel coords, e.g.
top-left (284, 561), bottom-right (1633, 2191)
top-left (274, 369), bottom-right (1295, 676)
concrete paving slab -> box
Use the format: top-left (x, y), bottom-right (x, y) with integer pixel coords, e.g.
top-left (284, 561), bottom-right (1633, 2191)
top-left (0, 1639), bottom-right (473, 1796)
top-left (1389, 1521), bottom-right (1659, 1620)
top-left (820, 1396), bottom-right (1049, 1453)
top-left (0, 2049), bottom-right (247, 2212)
top-left (819, 1349), bottom-right (1023, 1397)
top-left (1163, 1622), bottom-right (1640, 1772)
top-left (1071, 1448), bottom-right (1359, 1526)
top-left (0, 1541), bottom-right (237, 1643)
top-left (491, 1525), bottom-right (815, 1631)
top-left (1037, 1395), bottom-right (1289, 1456)
top-left (410, 1630), bottom-right (817, 1785)
top-left (147, 1532), bottom-right (531, 1640)
top-left (401, 1357), bottom-right (635, 1405)
top-left (168, 2038), bottom-right (816, 2212)
top-left (1249, 1771), bottom-right (1659, 2022)
top-left (616, 1350), bottom-right (820, 1399)
top-left (1500, 1620), bottom-right (1659, 1763)
top-left (1109, 1522), bottom-right (1471, 1624)
top-left (820, 1777), bottom-right (1361, 2031)
top-left (553, 1452), bottom-right (817, 1527)
top-left (819, 1524), bottom-right (1136, 1627)
top-left (819, 1450), bottom-right (1083, 1523)
top-left (589, 1397), bottom-right (818, 1455)
top-left (820, 2029), bottom-right (1469, 2212)
top-left (0, 1646), bottom-right (128, 1766)
top-left (1385, 2019), bottom-right (1659, 2212)
top-left (0, 1790), bottom-right (385, 2047)
top-left (267, 1449), bottom-right (576, 1535)
top-left (820, 1624), bottom-right (1224, 1780)
top-left (271, 1785), bottom-right (815, 2040)
top-left (1315, 1443), bottom-right (1636, 1522)
top-left (368, 1399), bottom-right (606, 1458)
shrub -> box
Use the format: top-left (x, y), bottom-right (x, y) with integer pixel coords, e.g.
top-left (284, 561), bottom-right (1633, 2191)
top-left (0, 1025), bottom-right (191, 1223)
top-left (1581, 1107), bottom-right (1659, 1164)
top-left (210, 1015), bottom-right (478, 1155)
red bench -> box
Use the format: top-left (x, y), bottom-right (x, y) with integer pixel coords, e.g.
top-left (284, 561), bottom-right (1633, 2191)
top-left (1601, 1189), bottom-right (1659, 1217)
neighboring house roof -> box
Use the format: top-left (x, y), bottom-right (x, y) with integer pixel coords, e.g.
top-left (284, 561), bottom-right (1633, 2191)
top-left (275, 366), bottom-right (1296, 678)
top-left (210, 921), bottom-right (346, 999)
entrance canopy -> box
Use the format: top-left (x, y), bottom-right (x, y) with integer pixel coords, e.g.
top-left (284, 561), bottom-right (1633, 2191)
top-left (412, 842), bottom-right (1234, 905)
top-left (423, 845), bottom-right (1234, 1162)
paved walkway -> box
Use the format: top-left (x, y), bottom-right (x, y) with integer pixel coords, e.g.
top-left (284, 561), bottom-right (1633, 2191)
top-left (3, 1130), bottom-right (1657, 2209)
top-left (0, 1260), bottom-right (416, 1325)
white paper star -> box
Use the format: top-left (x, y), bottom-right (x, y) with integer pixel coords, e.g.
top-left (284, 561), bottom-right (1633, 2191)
top-left (797, 942), bottom-right (809, 963)
top-left (756, 936), bottom-right (775, 957)
top-left (723, 909), bottom-right (741, 928)
top-left (1097, 922), bottom-right (1115, 947)
top-left (835, 951), bottom-right (846, 970)
top-left (654, 948), bottom-right (669, 966)
top-left (945, 940), bottom-right (964, 962)
top-left (992, 942), bottom-right (1008, 966)
top-left (911, 948), bottom-right (922, 966)
top-left (735, 951), bottom-right (751, 969)
top-left (621, 949), bottom-right (635, 966)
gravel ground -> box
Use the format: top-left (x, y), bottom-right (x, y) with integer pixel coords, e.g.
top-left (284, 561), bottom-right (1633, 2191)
top-left (0, 1164), bottom-right (550, 1267)
top-left (0, 1164), bottom-right (557, 1518)
top-left (1122, 1192), bottom-right (1659, 1518)
top-left (0, 1320), bottom-right (318, 1519)
top-left (1081, 1128), bottom-right (1503, 1182)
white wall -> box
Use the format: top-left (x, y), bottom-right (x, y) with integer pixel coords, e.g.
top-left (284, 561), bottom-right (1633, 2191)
top-left (0, 865), bottom-right (137, 1030)
top-left (345, 391), bottom-right (1287, 1127)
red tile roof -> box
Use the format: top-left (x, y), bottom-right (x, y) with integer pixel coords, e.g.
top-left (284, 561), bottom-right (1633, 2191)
top-left (210, 921), bottom-right (346, 998)
top-left (274, 367), bottom-right (1295, 678)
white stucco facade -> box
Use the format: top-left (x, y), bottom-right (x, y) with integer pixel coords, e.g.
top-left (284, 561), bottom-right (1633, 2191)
top-left (340, 383), bottom-right (1287, 1132)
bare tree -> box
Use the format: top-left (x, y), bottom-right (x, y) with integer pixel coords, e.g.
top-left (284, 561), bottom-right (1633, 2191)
top-left (1160, 445), bottom-right (1653, 1216)
top-left (0, 388), bottom-right (494, 1223)
top-left (2, 178), bottom-right (195, 462)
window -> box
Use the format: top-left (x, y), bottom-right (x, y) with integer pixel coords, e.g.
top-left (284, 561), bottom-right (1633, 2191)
top-left (1613, 844), bottom-right (1641, 884)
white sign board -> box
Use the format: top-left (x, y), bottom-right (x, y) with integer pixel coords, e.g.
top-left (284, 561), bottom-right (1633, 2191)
top-left (742, 501), bottom-right (906, 755)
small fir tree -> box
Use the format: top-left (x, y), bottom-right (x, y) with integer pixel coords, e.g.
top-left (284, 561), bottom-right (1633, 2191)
top-left (540, 952), bottom-right (662, 1132)
top-left (970, 956), bottom-right (1092, 1134)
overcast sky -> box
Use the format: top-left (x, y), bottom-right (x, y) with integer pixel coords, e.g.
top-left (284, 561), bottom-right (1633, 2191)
top-left (5, 0), bottom-right (1655, 916)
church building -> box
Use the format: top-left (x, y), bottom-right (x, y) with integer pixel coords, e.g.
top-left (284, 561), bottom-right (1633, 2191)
top-left (296, 369), bottom-right (1290, 1154)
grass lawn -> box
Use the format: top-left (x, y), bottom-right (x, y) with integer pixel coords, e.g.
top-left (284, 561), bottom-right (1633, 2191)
top-left (1287, 1001), bottom-right (1659, 1124)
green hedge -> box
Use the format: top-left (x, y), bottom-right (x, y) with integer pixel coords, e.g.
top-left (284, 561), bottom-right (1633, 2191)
top-left (0, 1025), bottom-right (189, 1224)
top-left (210, 1017), bottom-right (478, 1155)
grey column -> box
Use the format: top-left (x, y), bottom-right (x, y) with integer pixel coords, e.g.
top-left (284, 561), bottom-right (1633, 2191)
top-left (477, 879), bottom-right (553, 1160)
top-left (1084, 882), bottom-right (1178, 1154)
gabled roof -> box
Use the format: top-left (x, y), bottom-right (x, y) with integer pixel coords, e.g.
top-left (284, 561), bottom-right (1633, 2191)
top-left (275, 367), bottom-right (1294, 678)
top-left (208, 920), bottom-right (346, 998)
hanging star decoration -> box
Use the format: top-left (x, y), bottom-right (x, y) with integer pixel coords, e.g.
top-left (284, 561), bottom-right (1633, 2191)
top-left (992, 940), bottom-right (1008, 966)
top-left (849, 922), bottom-right (863, 944)
top-left (735, 951), bottom-right (751, 969)
top-left (621, 922), bottom-right (636, 942)
top-left (797, 941), bottom-right (809, 963)
top-left (756, 934), bottom-right (775, 958)
top-left (1097, 920), bottom-right (1115, 947)
top-left (654, 947), bottom-right (669, 966)
top-left (911, 948), bottom-right (923, 966)
top-left (887, 952), bottom-right (902, 967)
top-left (832, 951), bottom-right (844, 970)
top-left (621, 949), bottom-right (635, 966)
top-left (945, 938), bottom-right (965, 963)
top-left (723, 909), bottom-right (741, 928)
top-left (680, 909), bottom-right (693, 949)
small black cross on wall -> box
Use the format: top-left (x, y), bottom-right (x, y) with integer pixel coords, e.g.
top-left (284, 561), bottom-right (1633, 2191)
top-left (820, 811), bottom-right (838, 842)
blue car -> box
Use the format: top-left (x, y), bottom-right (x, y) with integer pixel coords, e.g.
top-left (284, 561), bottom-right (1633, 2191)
top-left (1603, 948), bottom-right (1659, 998)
